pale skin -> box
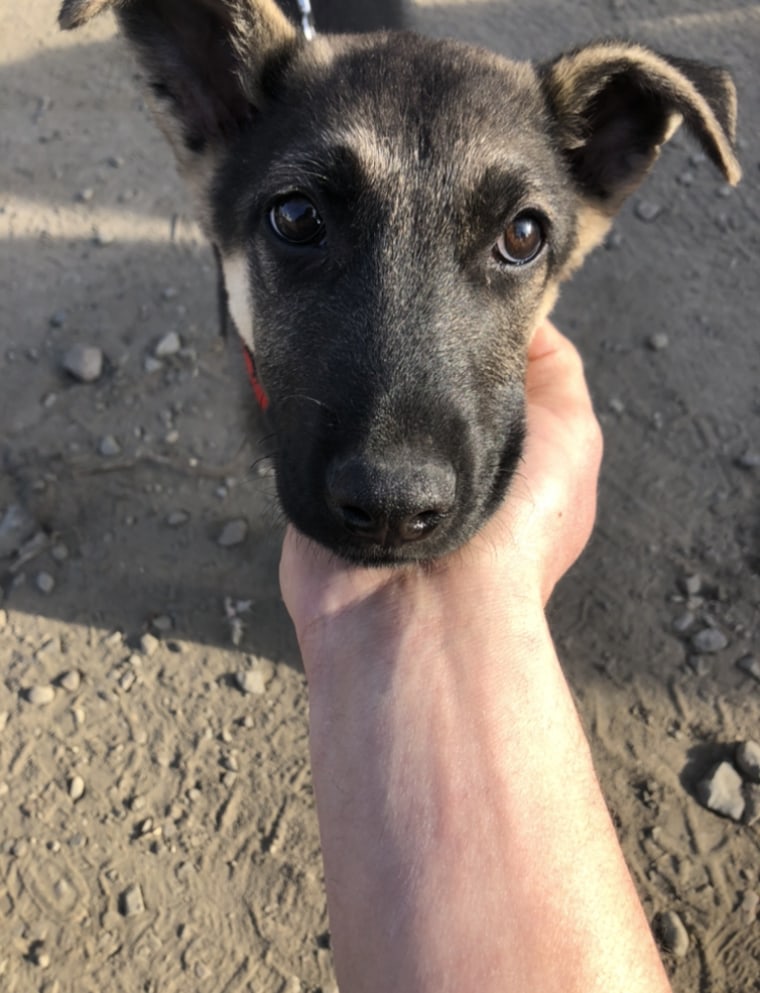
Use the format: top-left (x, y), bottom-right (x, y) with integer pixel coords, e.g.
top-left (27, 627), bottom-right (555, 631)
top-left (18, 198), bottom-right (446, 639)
top-left (279, 321), bottom-right (672, 993)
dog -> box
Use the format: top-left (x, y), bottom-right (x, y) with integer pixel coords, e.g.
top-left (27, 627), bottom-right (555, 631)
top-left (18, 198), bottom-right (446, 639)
top-left (59, 0), bottom-right (740, 565)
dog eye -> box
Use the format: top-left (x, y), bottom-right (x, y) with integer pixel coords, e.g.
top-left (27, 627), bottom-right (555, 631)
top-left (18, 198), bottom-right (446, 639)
top-left (269, 195), bottom-right (324, 245)
top-left (494, 212), bottom-right (544, 265)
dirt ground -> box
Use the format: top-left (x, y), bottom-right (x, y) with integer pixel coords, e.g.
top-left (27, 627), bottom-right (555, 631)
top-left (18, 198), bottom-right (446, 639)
top-left (1, 1), bottom-right (759, 991)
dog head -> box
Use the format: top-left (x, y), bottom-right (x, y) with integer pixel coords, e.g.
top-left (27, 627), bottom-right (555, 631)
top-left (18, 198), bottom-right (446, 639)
top-left (60, 1), bottom-right (740, 564)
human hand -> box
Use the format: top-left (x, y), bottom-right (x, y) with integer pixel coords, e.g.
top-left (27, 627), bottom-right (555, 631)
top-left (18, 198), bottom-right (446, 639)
top-left (280, 319), bottom-right (603, 649)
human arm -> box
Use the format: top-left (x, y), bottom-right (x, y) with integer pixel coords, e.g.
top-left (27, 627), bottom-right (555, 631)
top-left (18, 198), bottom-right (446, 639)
top-left (279, 321), bottom-right (672, 993)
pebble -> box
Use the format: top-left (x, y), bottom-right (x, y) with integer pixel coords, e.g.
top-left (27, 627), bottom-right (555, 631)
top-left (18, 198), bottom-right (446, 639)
top-left (150, 615), bottom-right (173, 634)
top-left (680, 573), bottom-right (702, 596)
top-left (36, 572), bottom-right (55, 595)
top-left (736, 654), bottom-right (760, 682)
top-left (647, 332), bottom-right (670, 351)
top-left (60, 670), bottom-right (81, 692)
top-left (235, 669), bottom-right (265, 696)
top-left (218, 519), bottom-right (248, 547)
top-left (605, 230), bottom-right (624, 250)
top-left (166, 510), bottom-right (189, 528)
top-left (735, 451), bottom-right (760, 470)
top-left (697, 761), bottom-right (745, 821)
top-left (154, 331), bottom-right (181, 358)
top-left (26, 684), bottom-right (56, 706)
top-left (76, 187), bottom-right (94, 202)
top-left (635, 200), bottom-right (662, 222)
top-left (736, 741), bottom-right (760, 783)
top-left (49, 309), bottom-right (68, 328)
top-left (68, 775), bottom-right (85, 801)
top-left (656, 910), bottom-right (689, 958)
top-left (143, 356), bottom-right (163, 374)
top-left (161, 286), bottom-right (178, 301)
top-left (51, 543), bottom-right (69, 562)
top-left (691, 627), bottom-right (728, 654)
top-left (608, 397), bottom-right (625, 415)
top-left (98, 435), bottom-right (121, 458)
top-left (744, 785), bottom-right (760, 826)
top-left (672, 611), bottom-right (694, 634)
top-left (677, 169), bottom-right (695, 186)
top-left (139, 632), bottom-right (160, 656)
top-left (62, 344), bottom-right (103, 383)
top-left (119, 883), bottom-right (145, 917)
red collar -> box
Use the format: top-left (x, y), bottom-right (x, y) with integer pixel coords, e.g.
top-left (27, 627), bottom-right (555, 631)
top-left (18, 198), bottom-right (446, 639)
top-left (242, 344), bottom-right (269, 411)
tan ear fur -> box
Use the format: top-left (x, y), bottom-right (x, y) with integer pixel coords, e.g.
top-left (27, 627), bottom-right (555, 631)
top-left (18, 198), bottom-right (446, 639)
top-left (543, 41), bottom-right (741, 195)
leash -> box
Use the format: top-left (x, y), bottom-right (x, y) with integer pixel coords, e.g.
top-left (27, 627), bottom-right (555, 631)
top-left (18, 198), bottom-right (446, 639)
top-left (240, 2), bottom-right (315, 412)
top-left (296, 0), bottom-right (316, 40)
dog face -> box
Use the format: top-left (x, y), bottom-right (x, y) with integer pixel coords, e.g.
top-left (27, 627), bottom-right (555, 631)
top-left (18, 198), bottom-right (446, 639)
top-left (59, 1), bottom-right (740, 564)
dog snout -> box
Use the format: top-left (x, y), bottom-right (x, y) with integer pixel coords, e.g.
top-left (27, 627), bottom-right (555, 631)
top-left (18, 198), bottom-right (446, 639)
top-left (326, 451), bottom-right (457, 548)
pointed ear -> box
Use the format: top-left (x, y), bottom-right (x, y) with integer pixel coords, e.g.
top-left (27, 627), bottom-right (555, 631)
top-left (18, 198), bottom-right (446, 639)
top-left (59, 0), bottom-right (299, 157)
top-left (539, 42), bottom-right (741, 210)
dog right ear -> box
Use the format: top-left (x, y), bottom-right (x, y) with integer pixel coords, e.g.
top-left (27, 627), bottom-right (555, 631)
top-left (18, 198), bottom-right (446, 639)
top-left (59, 0), bottom-right (299, 160)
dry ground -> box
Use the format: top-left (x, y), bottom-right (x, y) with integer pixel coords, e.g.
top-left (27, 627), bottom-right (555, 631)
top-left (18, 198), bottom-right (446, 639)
top-left (1, 2), bottom-right (759, 991)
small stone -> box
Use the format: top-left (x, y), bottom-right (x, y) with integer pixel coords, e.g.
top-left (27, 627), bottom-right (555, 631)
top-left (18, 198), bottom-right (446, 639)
top-left (691, 627), bottom-right (728, 654)
top-left (745, 785), bottom-right (760, 826)
top-left (150, 615), bottom-right (173, 634)
top-left (716, 183), bottom-right (732, 198)
top-left (119, 883), bottom-right (145, 917)
top-left (608, 397), bottom-right (625, 415)
top-left (235, 669), bottom-right (265, 695)
top-left (605, 230), bottom-right (624, 250)
top-left (672, 611), bottom-right (695, 634)
top-left (697, 761), bottom-right (745, 821)
top-left (106, 155), bottom-right (124, 168)
top-left (736, 654), bottom-right (760, 682)
top-left (677, 170), bottom-right (695, 186)
top-left (98, 435), bottom-right (121, 458)
top-left (735, 451), bottom-right (760, 470)
top-left (736, 741), bottom-right (760, 784)
top-left (62, 344), bottom-right (103, 383)
top-left (647, 332), bottom-right (669, 351)
top-left (49, 310), bottom-right (67, 328)
top-left (161, 286), bottom-right (179, 301)
top-left (154, 331), bottom-right (181, 358)
top-left (36, 572), bottom-right (55, 595)
top-left (635, 200), bottom-right (662, 222)
top-left (218, 519), bottom-right (248, 547)
top-left (690, 151), bottom-right (707, 167)
top-left (68, 775), bottom-right (85, 801)
top-left (60, 670), bottom-right (81, 692)
top-left (139, 632), bottom-right (160, 656)
top-left (655, 910), bottom-right (689, 958)
top-left (26, 684), bottom-right (56, 706)
top-left (680, 573), bottom-right (702, 596)
top-left (51, 543), bottom-right (69, 562)
top-left (166, 510), bottom-right (189, 528)
top-left (143, 356), bottom-right (163, 374)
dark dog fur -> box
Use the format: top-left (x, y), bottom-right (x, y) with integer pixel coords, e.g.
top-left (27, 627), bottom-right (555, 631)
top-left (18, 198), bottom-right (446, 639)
top-left (59, 0), bottom-right (740, 564)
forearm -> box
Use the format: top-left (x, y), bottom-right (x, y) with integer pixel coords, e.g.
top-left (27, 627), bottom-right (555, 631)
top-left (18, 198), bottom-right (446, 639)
top-left (303, 593), bottom-right (671, 993)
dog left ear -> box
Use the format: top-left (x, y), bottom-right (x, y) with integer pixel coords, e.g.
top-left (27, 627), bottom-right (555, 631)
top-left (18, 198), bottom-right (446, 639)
top-left (540, 41), bottom-right (741, 209)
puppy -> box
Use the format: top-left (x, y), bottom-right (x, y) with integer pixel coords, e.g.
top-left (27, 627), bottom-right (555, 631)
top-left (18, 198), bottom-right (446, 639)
top-left (59, 0), bottom-right (740, 564)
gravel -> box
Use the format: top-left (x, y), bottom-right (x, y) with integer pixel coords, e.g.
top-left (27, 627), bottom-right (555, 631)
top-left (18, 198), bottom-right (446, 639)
top-left (62, 344), bottom-right (103, 383)
top-left (697, 761), bottom-right (745, 821)
top-left (36, 571), bottom-right (55, 595)
top-left (691, 627), bottom-right (728, 654)
top-left (647, 332), bottom-right (670, 351)
top-left (736, 741), bottom-right (760, 783)
top-left (154, 331), bottom-right (181, 358)
top-left (235, 669), bottom-right (266, 695)
top-left (26, 684), bottom-right (56, 706)
top-left (656, 910), bottom-right (689, 958)
top-left (60, 670), bottom-right (81, 692)
top-left (98, 435), bottom-right (121, 457)
top-left (218, 519), bottom-right (248, 548)
top-left (68, 775), bottom-right (85, 801)
top-left (119, 883), bottom-right (145, 917)
top-left (635, 200), bottom-right (662, 222)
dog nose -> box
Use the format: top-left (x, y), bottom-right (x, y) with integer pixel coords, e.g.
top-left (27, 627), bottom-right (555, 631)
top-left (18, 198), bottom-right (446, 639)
top-left (326, 453), bottom-right (457, 546)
